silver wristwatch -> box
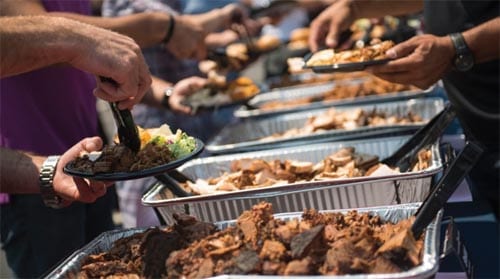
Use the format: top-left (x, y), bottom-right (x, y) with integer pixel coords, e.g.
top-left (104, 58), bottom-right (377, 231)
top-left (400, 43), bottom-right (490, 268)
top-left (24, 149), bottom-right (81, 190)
top-left (39, 155), bottom-right (64, 209)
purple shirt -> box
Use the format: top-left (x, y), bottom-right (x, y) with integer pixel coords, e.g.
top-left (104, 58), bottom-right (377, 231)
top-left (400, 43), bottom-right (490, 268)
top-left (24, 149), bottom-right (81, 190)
top-left (0, 0), bottom-right (96, 200)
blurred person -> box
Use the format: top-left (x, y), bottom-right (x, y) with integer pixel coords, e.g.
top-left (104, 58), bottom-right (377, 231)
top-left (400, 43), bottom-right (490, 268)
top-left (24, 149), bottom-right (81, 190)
top-left (0, 15), bottom-right (152, 278)
top-left (101, 0), bottom-right (254, 229)
top-left (309, 0), bottom-right (499, 215)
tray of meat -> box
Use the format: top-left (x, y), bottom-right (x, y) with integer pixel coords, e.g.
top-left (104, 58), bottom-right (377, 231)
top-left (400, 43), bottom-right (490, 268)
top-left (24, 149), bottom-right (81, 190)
top-left (234, 75), bottom-right (435, 119)
top-left (142, 135), bottom-right (445, 224)
top-left (207, 98), bottom-right (444, 155)
top-left (45, 202), bottom-right (442, 279)
top-left (264, 71), bottom-right (370, 91)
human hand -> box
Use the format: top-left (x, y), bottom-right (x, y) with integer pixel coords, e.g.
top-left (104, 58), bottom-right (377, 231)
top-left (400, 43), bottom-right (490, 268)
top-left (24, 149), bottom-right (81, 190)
top-left (366, 35), bottom-right (455, 89)
top-left (165, 16), bottom-right (207, 60)
top-left (169, 76), bottom-right (209, 115)
top-left (308, 0), bottom-right (356, 52)
top-left (67, 20), bottom-right (152, 110)
top-left (53, 137), bottom-right (114, 205)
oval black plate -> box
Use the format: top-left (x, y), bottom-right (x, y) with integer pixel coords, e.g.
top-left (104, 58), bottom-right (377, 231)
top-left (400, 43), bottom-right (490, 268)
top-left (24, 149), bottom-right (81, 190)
top-left (63, 138), bottom-right (204, 181)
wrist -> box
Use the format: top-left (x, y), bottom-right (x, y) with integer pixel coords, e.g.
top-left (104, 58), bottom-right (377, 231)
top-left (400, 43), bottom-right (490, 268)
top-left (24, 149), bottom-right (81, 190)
top-left (161, 13), bottom-right (176, 47)
top-left (161, 87), bottom-right (174, 109)
top-left (39, 155), bottom-right (64, 209)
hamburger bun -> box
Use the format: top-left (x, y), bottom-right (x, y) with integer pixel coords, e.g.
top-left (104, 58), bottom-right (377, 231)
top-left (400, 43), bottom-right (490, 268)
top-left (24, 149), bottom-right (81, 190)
top-left (255, 35), bottom-right (281, 52)
top-left (290, 28), bottom-right (310, 42)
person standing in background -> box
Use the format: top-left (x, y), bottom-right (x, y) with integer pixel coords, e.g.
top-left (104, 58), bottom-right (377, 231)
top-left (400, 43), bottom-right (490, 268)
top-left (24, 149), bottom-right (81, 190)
top-left (101, 0), bottom-right (253, 228)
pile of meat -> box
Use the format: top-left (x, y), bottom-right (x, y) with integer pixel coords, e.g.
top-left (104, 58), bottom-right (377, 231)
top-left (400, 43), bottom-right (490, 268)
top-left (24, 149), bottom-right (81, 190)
top-left (260, 76), bottom-right (414, 111)
top-left (305, 40), bottom-right (395, 67)
top-left (258, 108), bottom-right (423, 142)
top-left (77, 202), bottom-right (423, 278)
top-left (183, 147), bottom-right (432, 195)
top-left (77, 213), bottom-right (217, 278)
top-left (70, 142), bottom-right (174, 174)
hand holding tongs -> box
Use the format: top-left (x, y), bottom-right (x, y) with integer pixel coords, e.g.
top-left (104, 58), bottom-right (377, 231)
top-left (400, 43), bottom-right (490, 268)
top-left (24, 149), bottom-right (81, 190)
top-left (230, 11), bottom-right (257, 52)
top-left (100, 77), bottom-right (141, 153)
top-left (381, 103), bottom-right (456, 172)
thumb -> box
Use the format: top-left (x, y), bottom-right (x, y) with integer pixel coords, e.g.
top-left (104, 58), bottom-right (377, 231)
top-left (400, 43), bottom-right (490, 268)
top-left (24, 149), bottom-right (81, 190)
top-left (385, 39), bottom-right (417, 59)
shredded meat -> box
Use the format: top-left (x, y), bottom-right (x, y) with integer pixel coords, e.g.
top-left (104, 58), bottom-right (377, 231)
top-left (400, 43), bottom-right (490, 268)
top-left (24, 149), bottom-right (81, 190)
top-left (70, 142), bottom-right (174, 174)
top-left (259, 108), bottom-right (423, 142)
top-left (77, 202), bottom-right (424, 278)
top-left (260, 75), bottom-right (414, 111)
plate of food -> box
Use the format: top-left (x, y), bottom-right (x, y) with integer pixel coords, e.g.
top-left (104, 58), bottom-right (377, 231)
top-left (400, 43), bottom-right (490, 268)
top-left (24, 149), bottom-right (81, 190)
top-left (303, 40), bottom-right (395, 73)
top-left (64, 125), bottom-right (204, 181)
top-left (183, 76), bottom-right (260, 112)
top-left (207, 34), bottom-right (282, 71)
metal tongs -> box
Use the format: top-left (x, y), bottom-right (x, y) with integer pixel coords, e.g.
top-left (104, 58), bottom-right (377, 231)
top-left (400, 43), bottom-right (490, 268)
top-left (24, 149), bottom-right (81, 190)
top-left (411, 141), bottom-right (484, 238)
top-left (100, 77), bottom-right (141, 153)
top-left (381, 103), bottom-right (456, 172)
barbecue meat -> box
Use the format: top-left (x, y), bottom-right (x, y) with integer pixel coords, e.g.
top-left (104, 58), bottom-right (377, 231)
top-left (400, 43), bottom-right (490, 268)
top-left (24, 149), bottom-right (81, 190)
top-left (78, 202), bottom-right (424, 278)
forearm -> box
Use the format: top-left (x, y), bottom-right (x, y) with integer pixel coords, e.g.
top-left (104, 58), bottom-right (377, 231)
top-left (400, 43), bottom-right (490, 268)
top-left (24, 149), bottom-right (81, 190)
top-left (49, 12), bottom-right (171, 48)
top-left (0, 0), bottom-right (171, 48)
top-left (462, 17), bottom-right (500, 64)
top-left (140, 76), bottom-right (173, 108)
top-left (0, 16), bottom-right (78, 77)
top-left (0, 148), bottom-right (43, 194)
top-left (350, 0), bottom-right (423, 19)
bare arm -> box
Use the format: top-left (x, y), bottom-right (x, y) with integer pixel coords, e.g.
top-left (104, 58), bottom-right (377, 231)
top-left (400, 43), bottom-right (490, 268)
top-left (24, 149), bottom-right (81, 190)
top-left (463, 17), bottom-right (500, 64)
top-left (0, 16), bottom-right (151, 109)
top-left (367, 17), bottom-right (500, 89)
top-left (0, 0), bottom-right (170, 48)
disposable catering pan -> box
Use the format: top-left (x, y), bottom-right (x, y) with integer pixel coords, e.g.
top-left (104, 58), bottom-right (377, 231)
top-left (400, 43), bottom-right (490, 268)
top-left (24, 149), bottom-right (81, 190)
top-left (206, 98), bottom-right (444, 155)
top-left (44, 203), bottom-right (442, 279)
top-left (234, 81), bottom-right (436, 119)
top-left (142, 136), bottom-right (445, 224)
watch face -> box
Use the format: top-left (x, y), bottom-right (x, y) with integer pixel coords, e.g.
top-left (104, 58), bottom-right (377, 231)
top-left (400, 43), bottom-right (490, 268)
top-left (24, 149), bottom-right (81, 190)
top-left (455, 54), bottom-right (474, 72)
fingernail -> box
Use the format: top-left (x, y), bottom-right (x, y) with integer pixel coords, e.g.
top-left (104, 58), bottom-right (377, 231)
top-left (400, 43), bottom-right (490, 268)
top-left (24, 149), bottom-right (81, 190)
top-left (386, 48), bottom-right (397, 59)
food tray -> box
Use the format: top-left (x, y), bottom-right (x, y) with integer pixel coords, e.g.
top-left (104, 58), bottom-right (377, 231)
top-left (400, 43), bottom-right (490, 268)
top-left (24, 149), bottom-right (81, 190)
top-left (264, 71), bottom-right (368, 91)
top-left (207, 98), bottom-right (444, 154)
top-left (234, 81), bottom-right (436, 119)
top-left (45, 203), bottom-right (442, 279)
top-left (142, 136), bottom-right (444, 224)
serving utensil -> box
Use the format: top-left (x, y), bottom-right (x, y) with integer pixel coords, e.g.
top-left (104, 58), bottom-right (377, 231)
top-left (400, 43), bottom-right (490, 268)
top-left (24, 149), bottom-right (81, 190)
top-left (381, 103), bottom-right (456, 172)
top-left (100, 77), bottom-right (141, 153)
top-left (411, 140), bottom-right (483, 238)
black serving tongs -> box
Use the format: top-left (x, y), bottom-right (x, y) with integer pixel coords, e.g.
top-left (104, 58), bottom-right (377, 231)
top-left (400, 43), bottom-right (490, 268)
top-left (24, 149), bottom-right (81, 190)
top-left (381, 103), bottom-right (456, 172)
top-left (154, 173), bottom-right (193, 197)
top-left (411, 141), bottom-right (484, 238)
top-left (100, 77), bottom-right (141, 153)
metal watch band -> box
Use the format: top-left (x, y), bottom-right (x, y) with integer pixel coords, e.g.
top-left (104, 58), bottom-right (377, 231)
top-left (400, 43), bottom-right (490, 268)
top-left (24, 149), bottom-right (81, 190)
top-left (39, 155), bottom-right (64, 209)
top-left (449, 33), bottom-right (469, 55)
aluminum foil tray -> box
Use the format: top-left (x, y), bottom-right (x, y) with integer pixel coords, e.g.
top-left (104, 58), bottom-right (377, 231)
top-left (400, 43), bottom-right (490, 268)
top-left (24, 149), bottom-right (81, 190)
top-left (45, 203), bottom-right (442, 279)
top-left (234, 81), bottom-right (436, 118)
top-left (142, 136), bottom-right (444, 224)
top-left (207, 98), bottom-right (444, 154)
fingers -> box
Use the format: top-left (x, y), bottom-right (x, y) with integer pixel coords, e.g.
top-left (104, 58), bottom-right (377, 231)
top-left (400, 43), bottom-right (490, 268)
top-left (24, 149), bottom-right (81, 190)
top-left (325, 20), bottom-right (341, 49)
top-left (385, 38), bottom-right (419, 59)
top-left (367, 56), bottom-right (418, 74)
top-left (72, 177), bottom-right (102, 203)
top-left (308, 19), bottom-right (327, 52)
